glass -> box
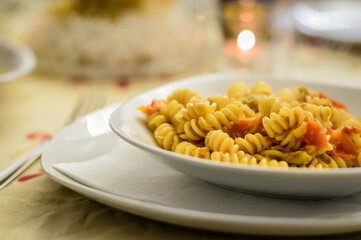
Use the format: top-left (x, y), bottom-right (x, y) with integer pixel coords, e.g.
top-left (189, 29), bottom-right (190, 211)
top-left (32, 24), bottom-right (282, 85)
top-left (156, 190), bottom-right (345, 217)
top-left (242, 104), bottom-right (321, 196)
top-left (217, 0), bottom-right (275, 73)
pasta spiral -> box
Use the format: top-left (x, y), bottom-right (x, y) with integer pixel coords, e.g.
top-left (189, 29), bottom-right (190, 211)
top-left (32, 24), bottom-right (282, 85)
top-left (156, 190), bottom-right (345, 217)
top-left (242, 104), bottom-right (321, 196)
top-left (167, 88), bottom-right (199, 106)
top-left (159, 100), bottom-right (184, 123)
top-left (254, 155), bottom-right (289, 168)
top-left (175, 142), bottom-right (211, 159)
top-left (148, 111), bottom-right (168, 131)
top-left (262, 107), bottom-right (313, 138)
top-left (180, 100), bottom-right (255, 140)
top-left (227, 82), bottom-right (248, 100)
top-left (211, 151), bottom-right (289, 168)
top-left (205, 130), bottom-right (239, 153)
top-left (307, 156), bottom-right (349, 169)
top-left (301, 103), bottom-right (332, 128)
top-left (332, 109), bottom-right (361, 130)
top-left (276, 87), bottom-right (307, 107)
top-left (214, 101), bottom-right (255, 125)
top-left (276, 88), bottom-right (297, 102)
top-left (305, 96), bottom-right (331, 107)
top-left (181, 119), bottom-right (209, 140)
top-left (208, 95), bottom-right (231, 110)
top-left (250, 81), bottom-right (272, 96)
top-left (258, 96), bottom-right (287, 116)
top-left (183, 98), bottom-right (216, 120)
top-left (154, 123), bottom-right (180, 151)
top-left (211, 151), bottom-right (255, 164)
top-left (235, 133), bottom-right (270, 154)
top-left (274, 131), bottom-right (303, 150)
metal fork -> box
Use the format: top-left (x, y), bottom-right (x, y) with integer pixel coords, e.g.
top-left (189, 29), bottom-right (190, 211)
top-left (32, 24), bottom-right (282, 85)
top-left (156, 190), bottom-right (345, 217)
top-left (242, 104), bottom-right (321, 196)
top-left (0, 93), bottom-right (107, 190)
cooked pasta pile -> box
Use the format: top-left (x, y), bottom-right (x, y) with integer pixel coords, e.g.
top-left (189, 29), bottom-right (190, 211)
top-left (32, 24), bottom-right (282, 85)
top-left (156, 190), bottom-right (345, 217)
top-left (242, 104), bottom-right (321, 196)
top-left (139, 81), bottom-right (361, 170)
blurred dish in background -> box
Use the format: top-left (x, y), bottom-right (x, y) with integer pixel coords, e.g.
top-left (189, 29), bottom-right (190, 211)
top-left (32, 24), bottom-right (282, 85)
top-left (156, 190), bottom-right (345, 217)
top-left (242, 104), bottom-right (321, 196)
top-left (290, 1), bottom-right (361, 44)
top-left (25, 0), bottom-right (215, 77)
top-left (0, 39), bottom-right (36, 83)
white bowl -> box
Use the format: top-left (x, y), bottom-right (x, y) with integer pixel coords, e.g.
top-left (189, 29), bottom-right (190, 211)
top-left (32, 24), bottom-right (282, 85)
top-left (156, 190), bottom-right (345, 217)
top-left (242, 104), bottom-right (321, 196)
top-left (109, 72), bottom-right (361, 199)
top-left (0, 40), bottom-right (36, 83)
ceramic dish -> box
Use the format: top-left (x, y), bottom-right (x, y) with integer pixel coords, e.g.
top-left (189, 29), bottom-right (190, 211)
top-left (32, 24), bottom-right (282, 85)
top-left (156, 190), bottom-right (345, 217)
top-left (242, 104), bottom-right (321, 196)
top-left (0, 40), bottom-right (36, 83)
top-left (290, 2), bottom-right (361, 43)
top-left (110, 72), bottom-right (361, 199)
top-left (42, 104), bottom-right (361, 236)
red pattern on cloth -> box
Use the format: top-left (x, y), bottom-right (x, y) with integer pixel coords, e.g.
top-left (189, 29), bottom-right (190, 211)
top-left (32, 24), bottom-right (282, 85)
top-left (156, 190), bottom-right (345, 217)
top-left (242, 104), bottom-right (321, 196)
top-left (27, 132), bottom-right (52, 141)
top-left (18, 169), bottom-right (44, 182)
top-left (116, 77), bottom-right (130, 89)
top-left (71, 75), bottom-right (89, 85)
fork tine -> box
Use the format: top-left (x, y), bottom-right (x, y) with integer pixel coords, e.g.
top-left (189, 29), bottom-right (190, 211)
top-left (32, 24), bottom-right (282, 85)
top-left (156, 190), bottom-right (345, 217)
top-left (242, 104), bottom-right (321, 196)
top-left (75, 93), bottom-right (92, 119)
top-left (83, 93), bottom-right (107, 114)
top-left (67, 93), bottom-right (107, 125)
top-left (0, 92), bottom-right (107, 190)
top-left (67, 94), bottom-right (87, 124)
top-left (96, 94), bottom-right (107, 111)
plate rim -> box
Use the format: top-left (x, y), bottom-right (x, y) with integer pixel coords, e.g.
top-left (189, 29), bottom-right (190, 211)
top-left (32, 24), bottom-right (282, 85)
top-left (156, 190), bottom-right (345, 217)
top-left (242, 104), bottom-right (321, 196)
top-left (42, 102), bottom-right (361, 236)
top-left (0, 40), bottom-right (36, 83)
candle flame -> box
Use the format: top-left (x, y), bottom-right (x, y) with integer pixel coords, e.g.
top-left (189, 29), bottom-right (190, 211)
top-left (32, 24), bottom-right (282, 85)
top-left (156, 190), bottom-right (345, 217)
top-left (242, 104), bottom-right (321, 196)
top-left (237, 30), bottom-right (256, 51)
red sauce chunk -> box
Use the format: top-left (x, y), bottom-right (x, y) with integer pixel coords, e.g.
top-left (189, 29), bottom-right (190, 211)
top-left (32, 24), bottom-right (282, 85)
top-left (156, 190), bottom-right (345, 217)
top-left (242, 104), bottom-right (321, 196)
top-left (231, 116), bottom-right (263, 133)
top-left (343, 125), bottom-right (360, 135)
top-left (319, 92), bottom-right (348, 111)
top-left (327, 127), bottom-right (359, 160)
top-left (138, 99), bottom-right (160, 115)
top-left (302, 120), bottom-right (328, 150)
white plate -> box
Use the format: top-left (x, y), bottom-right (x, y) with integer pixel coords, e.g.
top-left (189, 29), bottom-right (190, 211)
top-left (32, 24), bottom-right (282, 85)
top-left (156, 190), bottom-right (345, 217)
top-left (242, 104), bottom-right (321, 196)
top-left (290, 2), bottom-right (361, 43)
top-left (42, 102), bottom-right (361, 235)
top-left (0, 39), bottom-right (36, 83)
top-left (41, 103), bottom-right (361, 236)
top-left (110, 72), bottom-right (361, 199)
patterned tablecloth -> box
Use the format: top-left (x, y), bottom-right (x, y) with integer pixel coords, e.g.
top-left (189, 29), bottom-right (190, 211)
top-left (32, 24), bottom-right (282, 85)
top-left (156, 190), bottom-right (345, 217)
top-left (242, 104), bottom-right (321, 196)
top-left (1, 2), bottom-right (361, 238)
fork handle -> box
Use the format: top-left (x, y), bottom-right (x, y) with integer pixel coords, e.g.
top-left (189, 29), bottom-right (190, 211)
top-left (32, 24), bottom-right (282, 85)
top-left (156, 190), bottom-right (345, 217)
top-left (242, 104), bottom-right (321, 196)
top-left (0, 140), bottom-right (49, 189)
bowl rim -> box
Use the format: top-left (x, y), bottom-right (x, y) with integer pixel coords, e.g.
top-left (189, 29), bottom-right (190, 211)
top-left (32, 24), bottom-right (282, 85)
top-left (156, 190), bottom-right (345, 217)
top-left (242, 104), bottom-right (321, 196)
top-left (109, 72), bottom-right (361, 176)
top-left (0, 40), bottom-right (36, 83)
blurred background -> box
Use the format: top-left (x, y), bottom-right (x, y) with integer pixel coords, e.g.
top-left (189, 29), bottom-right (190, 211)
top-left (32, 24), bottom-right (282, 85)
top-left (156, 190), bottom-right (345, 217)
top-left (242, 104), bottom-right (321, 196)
top-left (1, 0), bottom-right (361, 80)
top-left (1, 0), bottom-right (361, 169)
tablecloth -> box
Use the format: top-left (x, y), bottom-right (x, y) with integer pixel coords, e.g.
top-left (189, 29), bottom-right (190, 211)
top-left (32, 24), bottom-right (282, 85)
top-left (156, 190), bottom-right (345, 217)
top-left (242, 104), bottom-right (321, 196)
top-left (1, 45), bottom-right (361, 239)
top-left (1, 2), bottom-right (361, 238)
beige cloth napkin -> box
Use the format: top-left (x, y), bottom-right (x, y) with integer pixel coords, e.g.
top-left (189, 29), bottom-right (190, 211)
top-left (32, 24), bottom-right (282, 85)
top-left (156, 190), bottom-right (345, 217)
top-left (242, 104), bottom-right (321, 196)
top-left (53, 141), bottom-right (361, 219)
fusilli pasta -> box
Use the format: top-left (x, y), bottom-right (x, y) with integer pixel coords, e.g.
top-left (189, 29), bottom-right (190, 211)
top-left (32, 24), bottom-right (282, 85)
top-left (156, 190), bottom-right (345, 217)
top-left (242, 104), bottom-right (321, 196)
top-left (139, 81), bottom-right (361, 170)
